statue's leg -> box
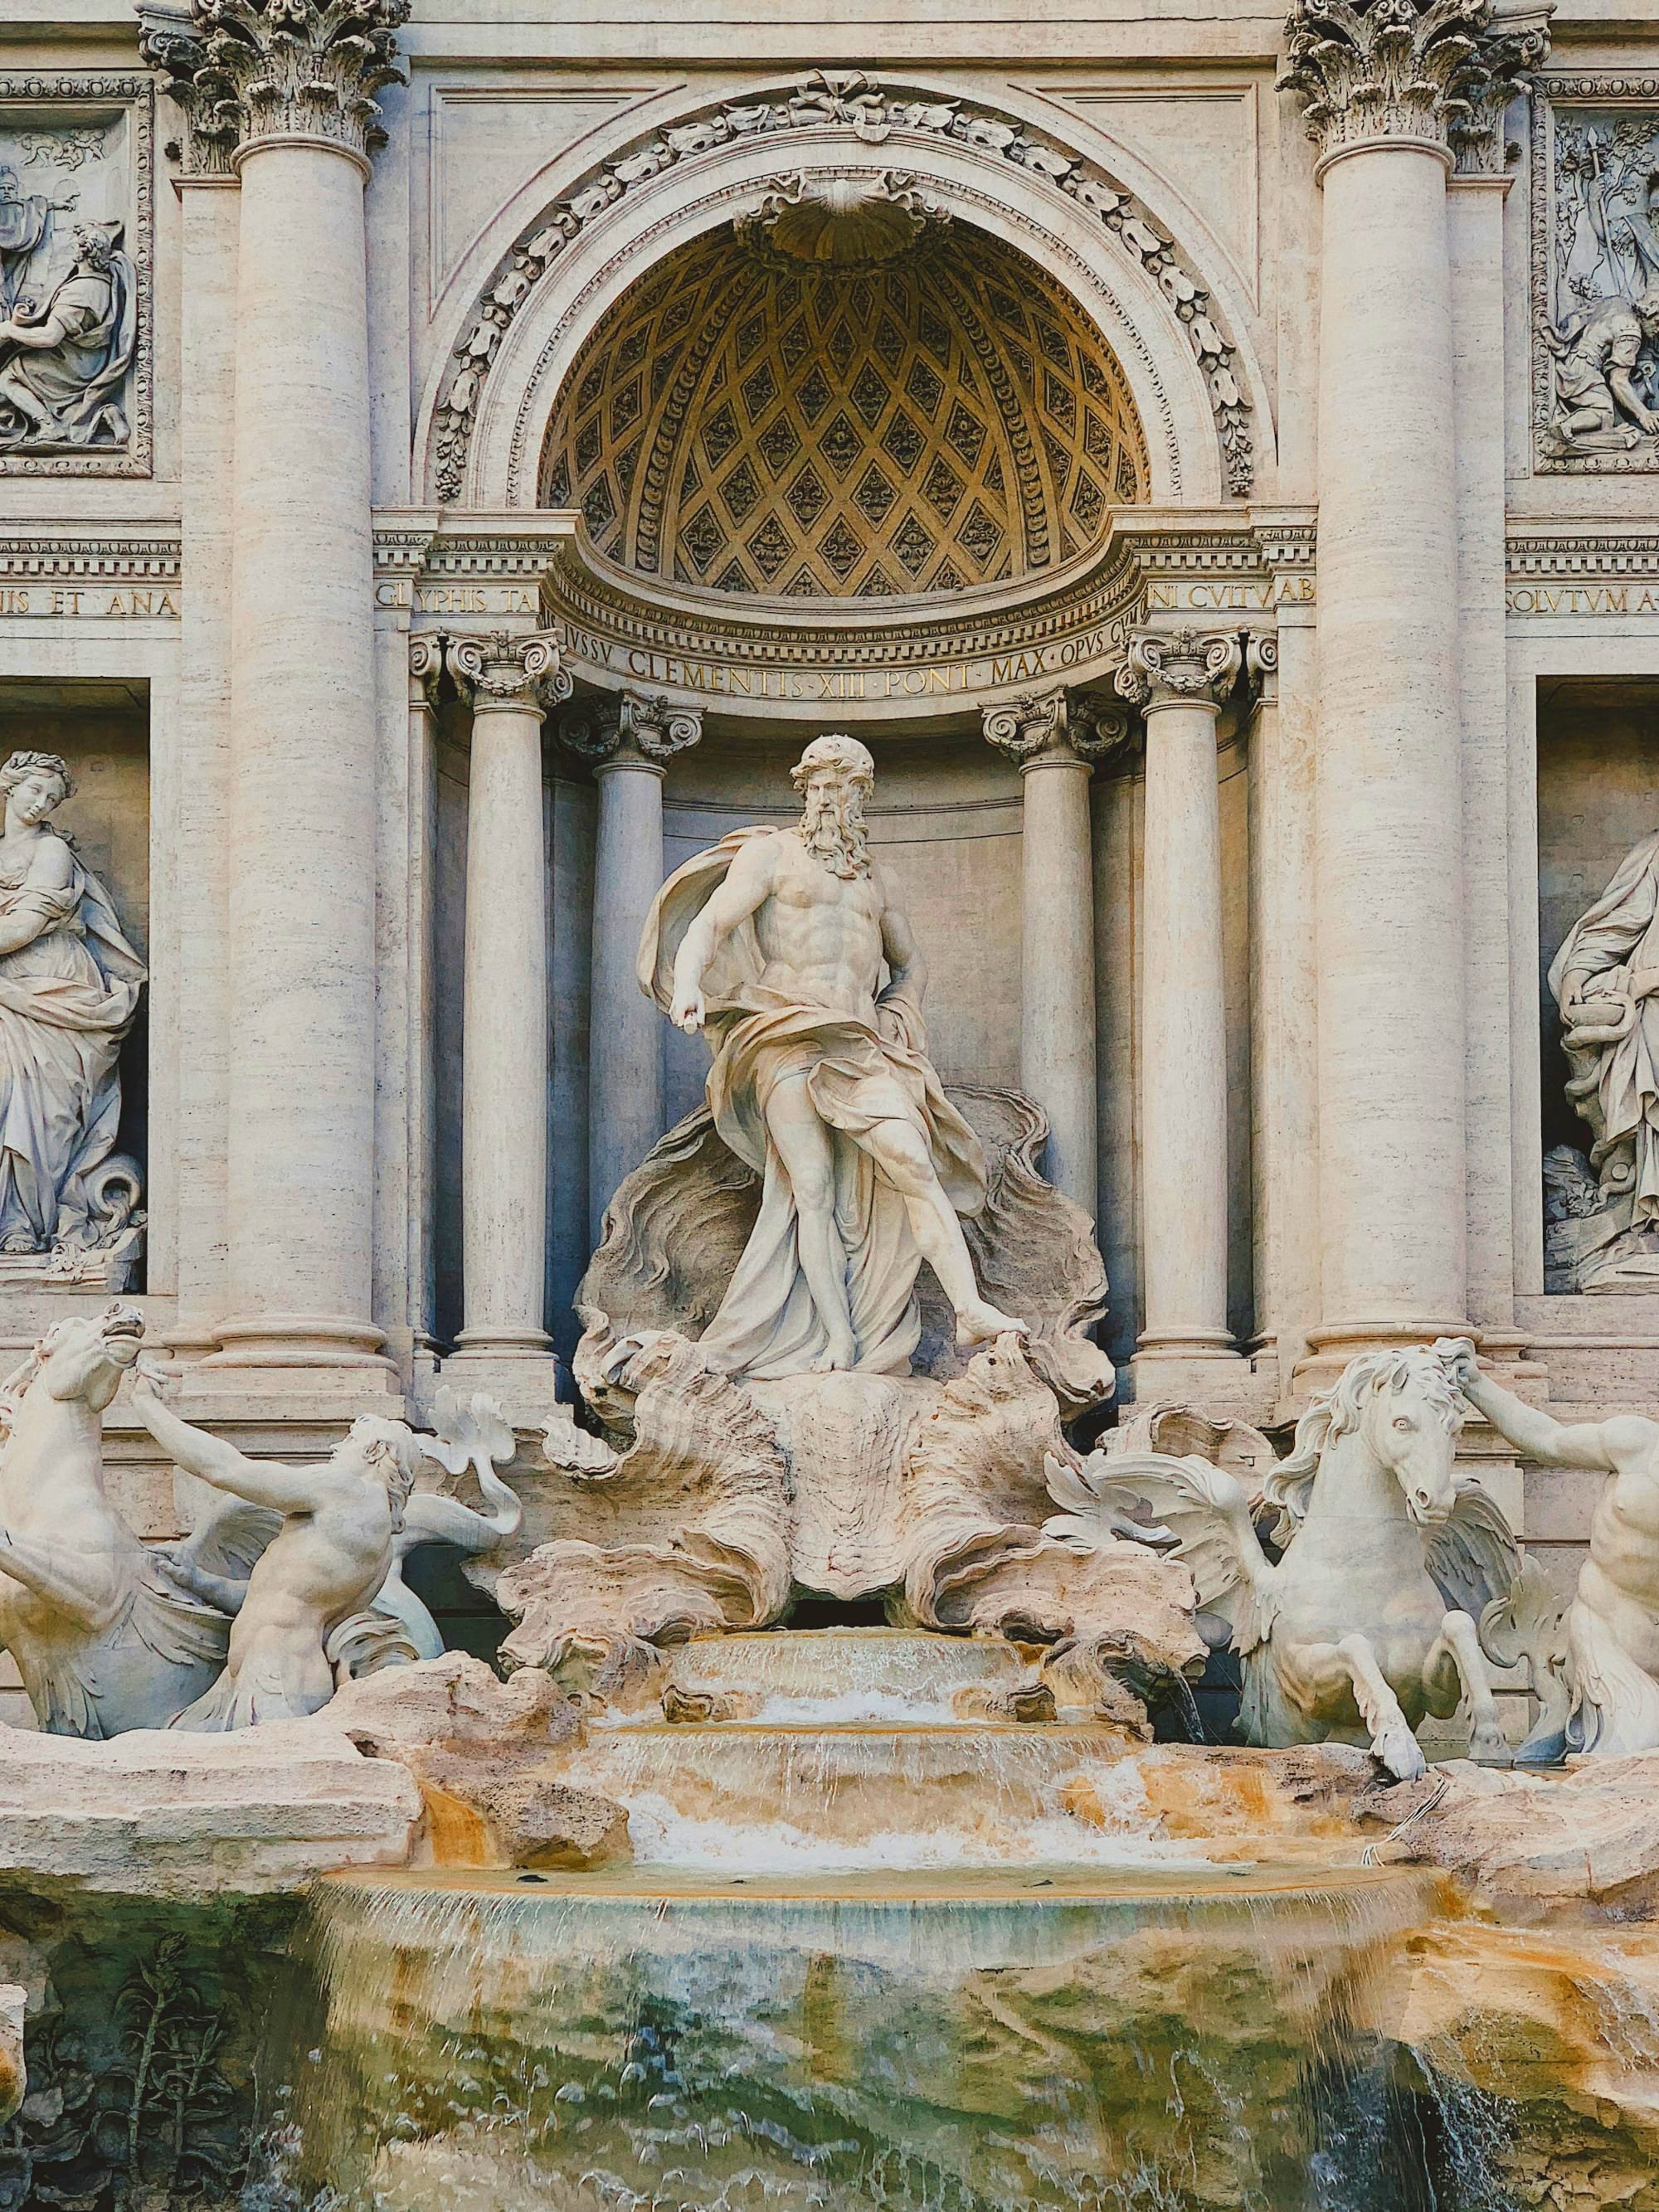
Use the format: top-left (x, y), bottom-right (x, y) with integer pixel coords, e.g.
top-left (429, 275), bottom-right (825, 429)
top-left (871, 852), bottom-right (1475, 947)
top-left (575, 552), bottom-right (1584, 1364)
top-left (1424, 1608), bottom-right (1511, 1765)
top-left (860, 1118), bottom-right (1028, 1344)
top-left (1334, 1631), bottom-right (1428, 1781)
top-left (0, 1533), bottom-right (110, 1630)
top-left (0, 366), bottom-right (48, 437)
top-left (762, 1074), bottom-right (857, 1369)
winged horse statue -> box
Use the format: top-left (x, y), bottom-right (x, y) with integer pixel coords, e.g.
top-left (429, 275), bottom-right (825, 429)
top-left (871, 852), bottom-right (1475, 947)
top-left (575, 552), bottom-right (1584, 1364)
top-left (1047, 1344), bottom-right (1525, 1780)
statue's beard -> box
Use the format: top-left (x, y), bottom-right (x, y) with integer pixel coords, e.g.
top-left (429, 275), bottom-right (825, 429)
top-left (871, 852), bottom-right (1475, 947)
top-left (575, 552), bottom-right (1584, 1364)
top-left (800, 785), bottom-right (870, 879)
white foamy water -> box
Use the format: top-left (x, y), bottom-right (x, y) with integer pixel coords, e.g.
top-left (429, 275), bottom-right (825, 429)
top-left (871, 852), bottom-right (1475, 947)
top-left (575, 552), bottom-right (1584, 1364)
top-left (616, 1754), bottom-right (1215, 1874)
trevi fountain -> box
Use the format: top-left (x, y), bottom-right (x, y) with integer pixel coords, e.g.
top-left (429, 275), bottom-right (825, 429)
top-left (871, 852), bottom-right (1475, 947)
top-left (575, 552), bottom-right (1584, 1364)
top-left (1, 0), bottom-right (1658, 2205)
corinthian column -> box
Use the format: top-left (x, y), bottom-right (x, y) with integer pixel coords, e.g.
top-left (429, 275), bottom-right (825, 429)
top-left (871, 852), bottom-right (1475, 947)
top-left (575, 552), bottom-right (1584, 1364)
top-left (1116, 629), bottom-right (1251, 1401)
top-left (149, 0), bottom-right (408, 1382)
top-left (446, 633), bottom-right (570, 1398)
top-left (1279, 0), bottom-right (1544, 1378)
top-left (562, 693), bottom-right (703, 1244)
top-left (982, 687), bottom-right (1124, 1221)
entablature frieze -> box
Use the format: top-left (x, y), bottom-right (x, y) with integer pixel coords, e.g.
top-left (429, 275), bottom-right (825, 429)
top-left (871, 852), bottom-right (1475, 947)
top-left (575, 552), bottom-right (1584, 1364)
top-left (0, 527), bottom-right (179, 620)
top-left (1506, 526), bottom-right (1659, 619)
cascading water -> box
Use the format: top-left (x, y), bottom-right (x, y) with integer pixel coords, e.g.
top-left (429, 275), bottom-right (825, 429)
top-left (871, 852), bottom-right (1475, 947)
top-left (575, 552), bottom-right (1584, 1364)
top-left (242, 1631), bottom-right (1466, 2212)
top-left (251, 1863), bottom-right (1440, 2212)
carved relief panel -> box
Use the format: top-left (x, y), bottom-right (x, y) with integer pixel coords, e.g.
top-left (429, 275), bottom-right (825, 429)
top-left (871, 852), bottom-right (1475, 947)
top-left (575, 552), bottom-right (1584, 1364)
top-left (0, 76), bottom-right (153, 477)
top-left (1532, 78), bottom-right (1659, 473)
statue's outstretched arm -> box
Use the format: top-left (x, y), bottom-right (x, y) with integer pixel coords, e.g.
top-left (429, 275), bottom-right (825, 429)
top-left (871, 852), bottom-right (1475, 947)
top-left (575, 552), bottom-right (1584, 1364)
top-left (1443, 1343), bottom-right (1639, 1471)
top-left (131, 1380), bottom-right (321, 1513)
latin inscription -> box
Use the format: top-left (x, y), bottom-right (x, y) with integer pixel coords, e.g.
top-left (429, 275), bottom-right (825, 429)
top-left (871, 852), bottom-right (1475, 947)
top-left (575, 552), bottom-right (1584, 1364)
top-left (1506, 586), bottom-right (1659, 615)
top-left (0, 586), bottom-right (178, 618)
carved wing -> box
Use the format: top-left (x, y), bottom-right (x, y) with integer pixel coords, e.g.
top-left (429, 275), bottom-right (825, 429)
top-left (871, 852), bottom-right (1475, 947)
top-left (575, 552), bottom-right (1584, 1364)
top-left (1427, 1478), bottom-right (1525, 1621)
top-left (1044, 1448), bottom-right (1275, 1652)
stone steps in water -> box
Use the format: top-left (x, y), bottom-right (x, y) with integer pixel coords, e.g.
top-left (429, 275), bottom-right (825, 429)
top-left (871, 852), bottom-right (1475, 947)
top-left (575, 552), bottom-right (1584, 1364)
top-left (656, 1625), bottom-right (1037, 1723)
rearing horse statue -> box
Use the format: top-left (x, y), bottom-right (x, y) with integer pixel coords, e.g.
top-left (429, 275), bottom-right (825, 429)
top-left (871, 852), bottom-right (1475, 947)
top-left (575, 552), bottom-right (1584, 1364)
top-left (0, 1305), bottom-right (228, 1735)
top-left (1048, 1345), bottom-right (1523, 1780)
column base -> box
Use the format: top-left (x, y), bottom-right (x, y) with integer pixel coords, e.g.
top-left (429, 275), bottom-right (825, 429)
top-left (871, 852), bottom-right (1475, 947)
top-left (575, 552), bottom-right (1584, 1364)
top-left (433, 1334), bottom-right (567, 1427)
top-left (1130, 1333), bottom-right (1265, 1415)
top-left (197, 1313), bottom-right (401, 1399)
top-left (1292, 1316), bottom-right (1473, 1394)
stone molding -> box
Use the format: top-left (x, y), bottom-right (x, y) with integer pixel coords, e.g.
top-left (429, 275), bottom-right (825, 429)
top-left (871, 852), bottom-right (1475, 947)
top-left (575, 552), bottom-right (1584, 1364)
top-left (0, 527), bottom-right (178, 583)
top-left (1279, 0), bottom-right (1550, 176)
top-left (1115, 626), bottom-right (1246, 712)
top-left (431, 68), bottom-right (1253, 506)
top-left (445, 629), bottom-right (572, 716)
top-left (981, 684), bottom-right (1131, 768)
top-left (0, 75), bottom-right (154, 479)
top-left (560, 690), bottom-right (704, 768)
top-left (139, 0), bottom-right (407, 177)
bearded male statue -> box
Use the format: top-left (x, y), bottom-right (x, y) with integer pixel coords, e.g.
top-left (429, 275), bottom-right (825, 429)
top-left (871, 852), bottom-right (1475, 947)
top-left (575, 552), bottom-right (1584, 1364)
top-left (636, 734), bottom-right (1027, 1381)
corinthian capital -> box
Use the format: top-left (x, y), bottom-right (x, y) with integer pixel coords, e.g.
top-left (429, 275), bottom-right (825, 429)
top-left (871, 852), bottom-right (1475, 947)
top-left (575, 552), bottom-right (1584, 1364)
top-left (140, 0), bottom-right (409, 175)
top-left (981, 685), bottom-right (1130, 768)
top-left (1279, 0), bottom-right (1550, 173)
top-left (1115, 629), bottom-right (1244, 712)
top-left (447, 630), bottom-right (571, 715)
top-left (559, 691), bottom-right (704, 768)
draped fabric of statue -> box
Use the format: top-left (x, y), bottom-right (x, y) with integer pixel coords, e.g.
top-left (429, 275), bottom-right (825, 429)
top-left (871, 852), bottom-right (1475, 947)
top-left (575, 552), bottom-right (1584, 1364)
top-left (639, 829), bottom-right (986, 1378)
top-left (1550, 829), bottom-right (1659, 1224)
top-left (0, 247), bottom-right (136, 447)
top-left (0, 848), bottom-right (145, 1252)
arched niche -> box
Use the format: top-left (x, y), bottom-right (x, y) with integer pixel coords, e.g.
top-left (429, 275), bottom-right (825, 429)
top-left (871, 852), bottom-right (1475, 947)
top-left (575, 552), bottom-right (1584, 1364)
top-left (418, 77), bottom-right (1269, 515)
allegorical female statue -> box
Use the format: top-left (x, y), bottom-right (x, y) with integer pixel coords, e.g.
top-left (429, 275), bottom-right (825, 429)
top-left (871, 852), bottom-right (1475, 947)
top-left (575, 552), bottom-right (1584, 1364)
top-left (0, 749), bottom-right (145, 1257)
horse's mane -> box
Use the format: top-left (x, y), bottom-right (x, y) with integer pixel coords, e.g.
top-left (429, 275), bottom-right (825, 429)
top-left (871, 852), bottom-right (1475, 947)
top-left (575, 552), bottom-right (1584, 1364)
top-left (0, 1341), bottom-right (45, 1448)
top-left (1262, 1347), bottom-right (1462, 1537)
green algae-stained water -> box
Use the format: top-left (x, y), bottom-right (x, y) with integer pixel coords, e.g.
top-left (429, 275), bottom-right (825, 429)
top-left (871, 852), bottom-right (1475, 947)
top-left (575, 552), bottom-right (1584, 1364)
top-left (250, 1864), bottom-right (1441, 2211)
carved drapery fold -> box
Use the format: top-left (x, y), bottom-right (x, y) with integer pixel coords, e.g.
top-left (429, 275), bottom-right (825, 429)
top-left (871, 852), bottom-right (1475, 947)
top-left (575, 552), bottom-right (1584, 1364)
top-left (560, 691), bottom-right (704, 766)
top-left (139, 0), bottom-right (409, 175)
top-left (1278, 0), bottom-right (1550, 173)
top-left (446, 630), bottom-right (572, 716)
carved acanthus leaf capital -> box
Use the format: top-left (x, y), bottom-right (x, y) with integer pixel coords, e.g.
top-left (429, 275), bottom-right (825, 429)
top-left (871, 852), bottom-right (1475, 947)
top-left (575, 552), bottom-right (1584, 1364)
top-left (141, 0), bottom-right (409, 174)
top-left (981, 685), bottom-right (1126, 769)
top-left (560, 691), bottom-right (704, 766)
top-left (1278, 0), bottom-right (1550, 172)
top-left (1115, 628), bottom-right (1245, 712)
top-left (446, 630), bottom-right (571, 715)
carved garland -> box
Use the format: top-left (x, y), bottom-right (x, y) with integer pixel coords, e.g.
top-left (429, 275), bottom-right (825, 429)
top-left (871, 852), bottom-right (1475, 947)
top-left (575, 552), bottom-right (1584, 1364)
top-left (432, 70), bottom-right (1253, 507)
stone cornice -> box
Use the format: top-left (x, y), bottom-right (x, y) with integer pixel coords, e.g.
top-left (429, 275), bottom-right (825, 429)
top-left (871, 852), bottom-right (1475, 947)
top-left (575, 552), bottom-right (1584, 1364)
top-left (139, 0), bottom-right (407, 177)
top-left (0, 529), bottom-right (179, 582)
top-left (1279, 0), bottom-right (1550, 177)
top-left (1506, 527), bottom-right (1659, 580)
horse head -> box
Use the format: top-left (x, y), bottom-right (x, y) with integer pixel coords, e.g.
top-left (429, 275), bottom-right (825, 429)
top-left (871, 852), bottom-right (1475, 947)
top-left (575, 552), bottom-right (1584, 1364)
top-left (1265, 1345), bottom-right (1462, 1532)
top-left (3, 1302), bottom-right (145, 1423)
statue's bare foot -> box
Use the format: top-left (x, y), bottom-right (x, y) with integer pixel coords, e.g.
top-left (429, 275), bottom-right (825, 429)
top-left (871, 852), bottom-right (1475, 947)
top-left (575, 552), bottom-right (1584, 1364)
top-left (955, 1300), bottom-right (1029, 1348)
top-left (811, 1332), bottom-right (859, 1373)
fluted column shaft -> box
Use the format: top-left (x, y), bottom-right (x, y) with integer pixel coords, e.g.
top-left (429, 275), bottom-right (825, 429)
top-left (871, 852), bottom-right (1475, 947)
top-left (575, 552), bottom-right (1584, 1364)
top-left (562, 693), bottom-right (702, 1244)
top-left (1117, 631), bottom-right (1249, 1398)
top-left (1311, 141), bottom-right (1466, 1357)
top-left (1279, 0), bottom-right (1546, 1373)
top-left (983, 688), bottom-right (1116, 1222)
top-left (216, 138), bottom-right (383, 1371)
top-left (448, 633), bottom-right (567, 1373)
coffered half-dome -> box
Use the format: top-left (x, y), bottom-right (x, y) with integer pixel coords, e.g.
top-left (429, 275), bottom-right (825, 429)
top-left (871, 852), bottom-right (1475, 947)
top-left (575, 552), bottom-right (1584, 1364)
top-left (539, 213), bottom-right (1148, 601)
